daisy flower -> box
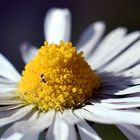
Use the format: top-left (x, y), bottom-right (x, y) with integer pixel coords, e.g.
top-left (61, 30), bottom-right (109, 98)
top-left (0, 8), bottom-right (140, 140)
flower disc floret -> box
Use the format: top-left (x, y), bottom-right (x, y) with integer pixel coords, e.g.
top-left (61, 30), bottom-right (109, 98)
top-left (18, 41), bottom-right (101, 111)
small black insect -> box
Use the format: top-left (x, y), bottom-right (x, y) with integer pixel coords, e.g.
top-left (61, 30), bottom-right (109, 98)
top-left (40, 74), bottom-right (46, 83)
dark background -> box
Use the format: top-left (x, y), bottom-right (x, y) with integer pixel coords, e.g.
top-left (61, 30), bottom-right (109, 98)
top-left (0, 0), bottom-right (139, 139)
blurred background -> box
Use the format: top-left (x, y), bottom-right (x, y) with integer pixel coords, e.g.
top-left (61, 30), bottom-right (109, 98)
top-left (0, 0), bottom-right (139, 139)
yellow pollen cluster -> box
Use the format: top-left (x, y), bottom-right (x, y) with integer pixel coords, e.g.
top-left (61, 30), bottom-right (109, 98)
top-left (18, 41), bottom-right (101, 111)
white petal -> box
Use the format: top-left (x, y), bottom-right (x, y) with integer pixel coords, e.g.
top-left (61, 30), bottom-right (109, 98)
top-left (121, 64), bottom-right (140, 78)
top-left (0, 108), bottom-right (19, 119)
top-left (1, 133), bottom-right (23, 140)
top-left (77, 122), bottom-right (102, 140)
top-left (0, 99), bottom-right (21, 105)
top-left (20, 42), bottom-right (38, 64)
top-left (44, 8), bottom-right (71, 43)
top-left (102, 39), bottom-right (140, 72)
top-left (75, 109), bottom-right (116, 124)
top-left (46, 112), bottom-right (77, 140)
top-left (115, 85), bottom-right (140, 95)
top-left (99, 72), bottom-right (133, 92)
top-left (117, 124), bottom-right (140, 140)
top-left (31, 110), bottom-right (55, 130)
top-left (61, 110), bottom-right (80, 125)
top-left (0, 92), bottom-right (17, 97)
top-left (0, 105), bottom-right (33, 127)
top-left (131, 78), bottom-right (140, 85)
top-left (0, 104), bottom-right (23, 112)
top-left (92, 102), bottom-right (140, 109)
top-left (1, 110), bottom-right (55, 140)
top-left (0, 94), bottom-right (19, 100)
top-left (0, 78), bottom-right (16, 84)
top-left (0, 88), bottom-right (16, 94)
top-left (27, 111), bottom-right (39, 121)
top-left (83, 105), bottom-right (140, 125)
top-left (101, 96), bottom-right (140, 103)
top-left (75, 111), bottom-right (102, 140)
top-left (89, 30), bottom-right (140, 70)
top-left (0, 54), bottom-right (20, 82)
top-left (77, 22), bottom-right (105, 58)
top-left (88, 27), bottom-right (127, 68)
top-left (0, 83), bottom-right (17, 93)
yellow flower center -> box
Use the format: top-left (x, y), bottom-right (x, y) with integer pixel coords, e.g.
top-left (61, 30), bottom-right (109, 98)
top-left (18, 41), bottom-right (101, 111)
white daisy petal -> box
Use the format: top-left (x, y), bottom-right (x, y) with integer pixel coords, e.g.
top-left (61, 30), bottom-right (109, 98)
top-left (0, 92), bottom-right (17, 97)
top-left (0, 95), bottom-right (20, 105)
top-left (90, 31), bottom-right (140, 70)
top-left (0, 83), bottom-right (17, 93)
top-left (101, 96), bottom-right (140, 103)
top-left (0, 88), bottom-right (16, 93)
top-left (75, 109), bottom-right (115, 124)
top-left (117, 124), bottom-right (140, 140)
top-left (98, 72), bottom-right (134, 94)
top-left (83, 105), bottom-right (140, 125)
top-left (88, 27), bottom-right (127, 68)
top-left (61, 110), bottom-right (80, 125)
top-left (0, 94), bottom-right (18, 100)
top-left (0, 108), bottom-right (19, 119)
top-left (1, 110), bottom-right (55, 140)
top-left (131, 78), bottom-right (140, 84)
top-left (98, 78), bottom-right (140, 96)
top-left (27, 111), bottom-right (39, 121)
top-left (0, 54), bottom-right (20, 82)
top-left (121, 64), bottom-right (140, 77)
top-left (99, 71), bottom-right (132, 83)
top-left (77, 121), bottom-right (102, 140)
top-left (92, 102), bottom-right (140, 110)
top-left (0, 105), bottom-right (33, 127)
top-left (0, 78), bottom-right (16, 84)
top-left (102, 40), bottom-right (140, 72)
top-left (0, 99), bottom-right (21, 105)
top-left (1, 130), bottom-right (34, 140)
top-left (1, 133), bottom-right (24, 140)
top-left (0, 104), bottom-right (23, 112)
top-left (46, 112), bottom-right (77, 140)
top-left (44, 8), bottom-right (71, 43)
top-left (75, 111), bottom-right (102, 140)
top-left (77, 22), bottom-right (105, 58)
top-left (115, 85), bottom-right (140, 95)
top-left (20, 42), bottom-right (38, 64)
